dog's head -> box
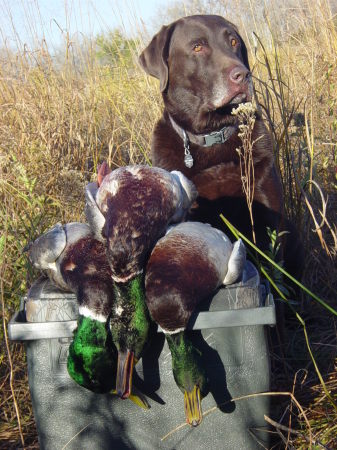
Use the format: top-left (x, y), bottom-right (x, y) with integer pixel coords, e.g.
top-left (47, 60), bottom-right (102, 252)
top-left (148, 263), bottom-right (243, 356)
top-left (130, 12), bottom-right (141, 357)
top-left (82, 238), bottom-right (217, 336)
top-left (139, 15), bottom-right (253, 134)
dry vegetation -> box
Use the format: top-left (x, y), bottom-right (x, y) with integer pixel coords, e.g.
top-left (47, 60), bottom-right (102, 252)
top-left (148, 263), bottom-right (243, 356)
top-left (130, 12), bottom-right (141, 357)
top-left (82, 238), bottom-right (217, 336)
top-left (0, 0), bottom-right (336, 448)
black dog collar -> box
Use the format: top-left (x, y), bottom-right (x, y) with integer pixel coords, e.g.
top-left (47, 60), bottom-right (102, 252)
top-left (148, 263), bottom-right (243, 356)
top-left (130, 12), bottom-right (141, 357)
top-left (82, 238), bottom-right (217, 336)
top-left (169, 115), bottom-right (237, 168)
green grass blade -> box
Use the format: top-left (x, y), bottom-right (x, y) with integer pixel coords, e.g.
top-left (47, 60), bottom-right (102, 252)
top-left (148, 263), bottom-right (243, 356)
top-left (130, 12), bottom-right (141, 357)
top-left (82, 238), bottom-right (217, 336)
top-left (220, 214), bottom-right (337, 317)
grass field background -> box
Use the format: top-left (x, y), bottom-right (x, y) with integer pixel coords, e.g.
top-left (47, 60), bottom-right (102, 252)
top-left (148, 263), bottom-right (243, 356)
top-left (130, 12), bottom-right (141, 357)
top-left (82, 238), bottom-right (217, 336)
top-left (0, 0), bottom-right (336, 447)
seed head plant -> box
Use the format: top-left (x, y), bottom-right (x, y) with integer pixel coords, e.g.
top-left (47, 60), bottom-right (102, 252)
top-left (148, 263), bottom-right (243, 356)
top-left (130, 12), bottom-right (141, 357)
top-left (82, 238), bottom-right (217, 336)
top-left (232, 101), bottom-right (260, 244)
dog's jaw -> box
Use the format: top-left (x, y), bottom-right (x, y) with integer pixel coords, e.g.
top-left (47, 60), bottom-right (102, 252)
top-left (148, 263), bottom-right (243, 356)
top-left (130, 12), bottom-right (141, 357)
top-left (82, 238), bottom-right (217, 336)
top-left (165, 79), bottom-right (253, 135)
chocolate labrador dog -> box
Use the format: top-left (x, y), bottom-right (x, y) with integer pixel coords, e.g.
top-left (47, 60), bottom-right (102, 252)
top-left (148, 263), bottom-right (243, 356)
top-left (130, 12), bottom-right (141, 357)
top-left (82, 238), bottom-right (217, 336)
top-left (139, 14), bottom-right (302, 278)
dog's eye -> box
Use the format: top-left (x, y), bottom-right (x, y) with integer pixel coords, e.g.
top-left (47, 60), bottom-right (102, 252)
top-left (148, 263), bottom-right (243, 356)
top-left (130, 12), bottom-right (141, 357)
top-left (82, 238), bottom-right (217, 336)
top-left (231, 38), bottom-right (238, 47)
top-left (193, 44), bottom-right (203, 52)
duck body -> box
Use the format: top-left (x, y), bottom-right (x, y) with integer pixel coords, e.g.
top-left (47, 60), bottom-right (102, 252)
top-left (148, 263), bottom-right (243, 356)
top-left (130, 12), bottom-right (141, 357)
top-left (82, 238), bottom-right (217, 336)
top-left (56, 224), bottom-right (117, 394)
top-left (145, 221), bottom-right (246, 425)
top-left (85, 164), bottom-right (197, 399)
top-left (28, 222), bottom-right (115, 322)
top-left (145, 221), bottom-right (246, 333)
top-left (27, 222), bottom-right (117, 393)
top-left (85, 165), bottom-right (197, 282)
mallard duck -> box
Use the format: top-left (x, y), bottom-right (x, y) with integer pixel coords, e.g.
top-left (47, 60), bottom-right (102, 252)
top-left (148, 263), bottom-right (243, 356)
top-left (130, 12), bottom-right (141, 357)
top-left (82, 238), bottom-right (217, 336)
top-left (85, 164), bottom-right (197, 399)
top-left (26, 222), bottom-right (148, 407)
top-left (145, 221), bottom-right (246, 426)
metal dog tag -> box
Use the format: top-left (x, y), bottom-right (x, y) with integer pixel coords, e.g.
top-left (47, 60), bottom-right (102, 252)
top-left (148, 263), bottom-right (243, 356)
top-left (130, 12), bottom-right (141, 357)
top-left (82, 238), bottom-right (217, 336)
top-left (184, 153), bottom-right (194, 168)
top-left (183, 129), bottom-right (193, 168)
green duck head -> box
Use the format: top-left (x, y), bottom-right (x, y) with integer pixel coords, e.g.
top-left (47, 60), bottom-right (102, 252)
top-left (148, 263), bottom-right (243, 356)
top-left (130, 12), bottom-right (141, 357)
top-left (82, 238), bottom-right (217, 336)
top-left (166, 331), bottom-right (209, 427)
top-left (67, 314), bottom-right (150, 409)
top-left (67, 314), bottom-right (116, 393)
top-left (109, 273), bottom-right (151, 400)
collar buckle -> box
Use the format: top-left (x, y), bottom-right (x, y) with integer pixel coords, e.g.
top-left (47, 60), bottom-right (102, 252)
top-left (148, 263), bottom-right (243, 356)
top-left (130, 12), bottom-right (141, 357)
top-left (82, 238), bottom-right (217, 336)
top-left (203, 128), bottom-right (229, 146)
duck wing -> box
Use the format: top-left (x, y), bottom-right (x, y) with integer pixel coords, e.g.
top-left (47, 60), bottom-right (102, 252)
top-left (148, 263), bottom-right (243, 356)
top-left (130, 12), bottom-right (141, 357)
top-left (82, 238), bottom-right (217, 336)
top-left (27, 222), bottom-right (66, 270)
top-left (84, 182), bottom-right (106, 242)
top-left (223, 239), bottom-right (246, 285)
top-left (170, 170), bottom-right (198, 222)
top-left (27, 223), bottom-right (68, 290)
top-left (89, 165), bottom-right (197, 282)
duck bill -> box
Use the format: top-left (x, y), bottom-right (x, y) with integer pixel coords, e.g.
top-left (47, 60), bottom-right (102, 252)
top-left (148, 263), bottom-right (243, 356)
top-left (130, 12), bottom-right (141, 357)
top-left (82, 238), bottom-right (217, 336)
top-left (116, 350), bottom-right (136, 399)
top-left (184, 385), bottom-right (202, 427)
top-left (110, 388), bottom-right (150, 410)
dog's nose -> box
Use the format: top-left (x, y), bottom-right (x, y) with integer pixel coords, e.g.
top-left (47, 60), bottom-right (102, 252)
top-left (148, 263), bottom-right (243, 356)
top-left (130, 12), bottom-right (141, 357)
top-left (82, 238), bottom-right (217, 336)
top-left (229, 66), bottom-right (250, 84)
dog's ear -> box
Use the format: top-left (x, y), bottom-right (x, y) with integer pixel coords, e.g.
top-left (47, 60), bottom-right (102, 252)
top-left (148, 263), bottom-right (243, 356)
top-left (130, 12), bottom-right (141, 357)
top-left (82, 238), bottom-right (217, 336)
top-left (139, 23), bottom-right (176, 92)
top-left (227, 20), bottom-right (250, 71)
top-left (240, 37), bottom-right (250, 71)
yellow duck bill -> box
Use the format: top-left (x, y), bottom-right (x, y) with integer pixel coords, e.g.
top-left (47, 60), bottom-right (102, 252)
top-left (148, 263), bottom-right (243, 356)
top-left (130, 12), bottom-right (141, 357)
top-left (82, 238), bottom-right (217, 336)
top-left (184, 385), bottom-right (203, 427)
top-left (116, 350), bottom-right (136, 399)
top-left (110, 388), bottom-right (150, 409)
